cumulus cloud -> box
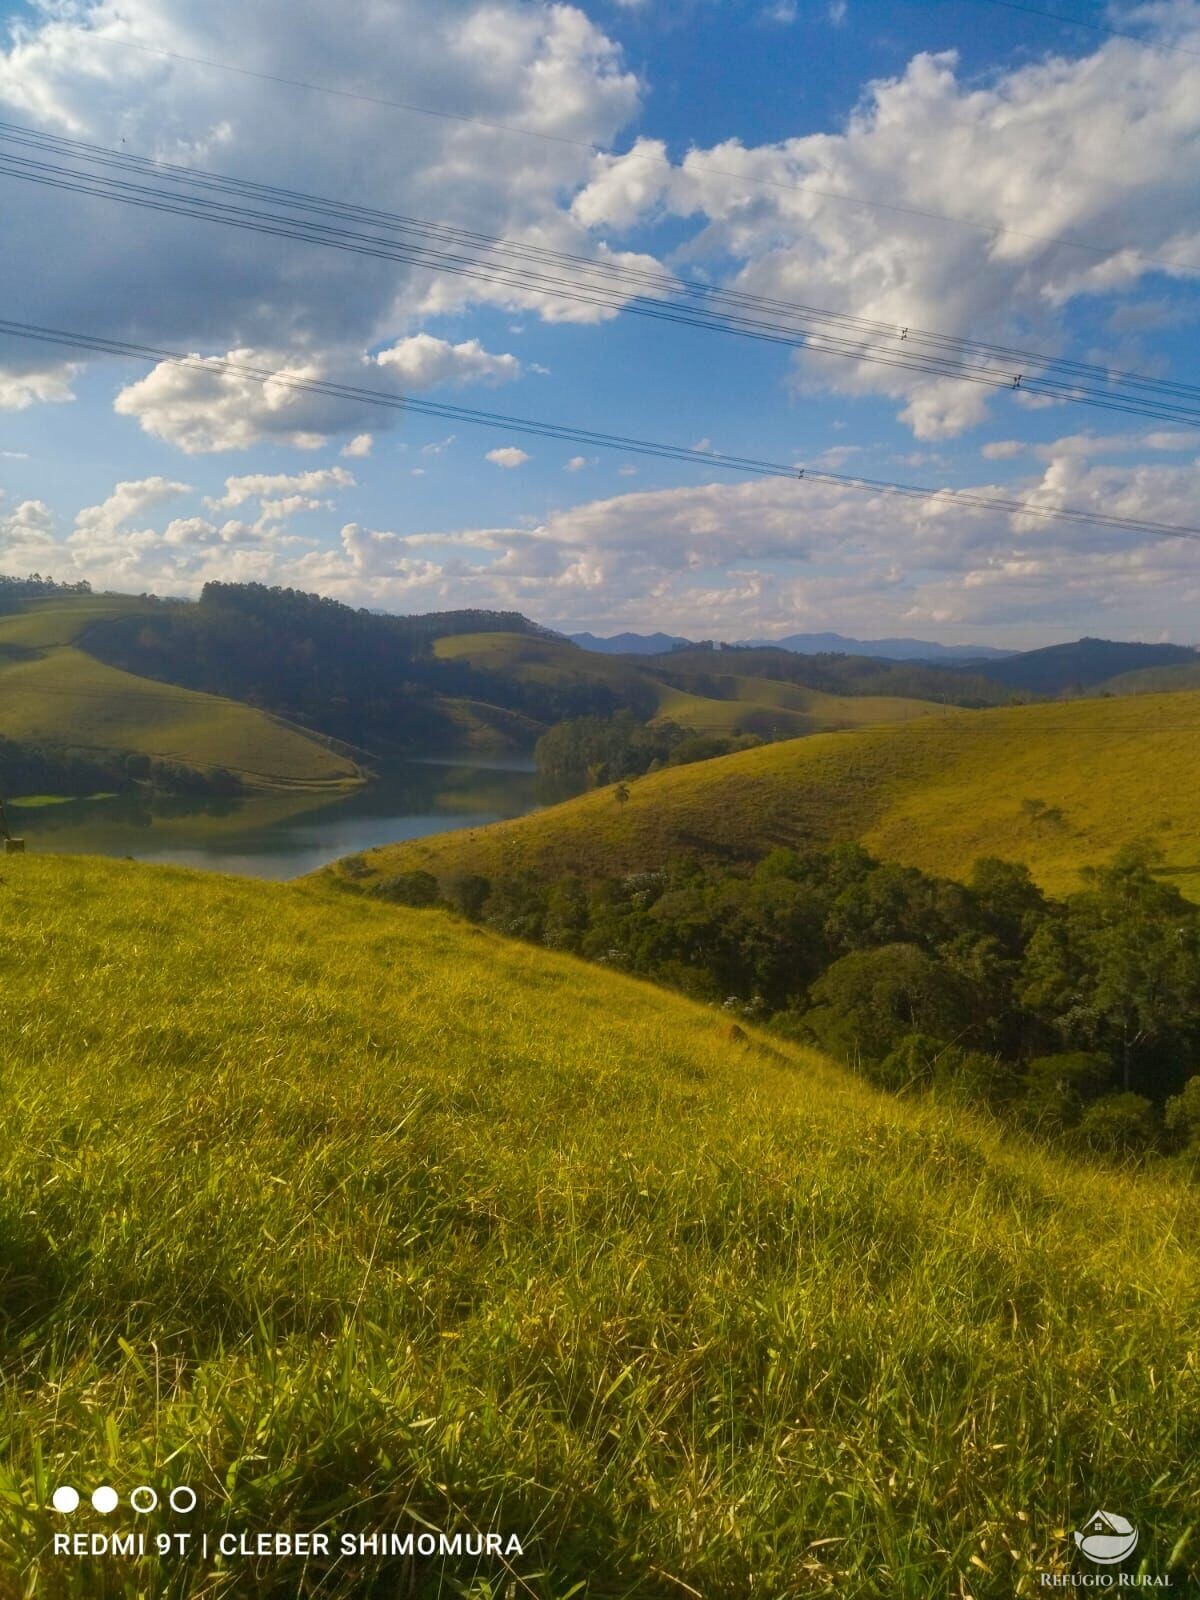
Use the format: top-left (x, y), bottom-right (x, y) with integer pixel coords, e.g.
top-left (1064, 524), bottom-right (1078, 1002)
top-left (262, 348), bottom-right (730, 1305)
top-left (981, 440), bottom-right (1027, 460)
top-left (0, 0), bottom-right (650, 444)
top-left (0, 359), bottom-right (81, 412)
top-left (340, 433), bottom-right (373, 458)
top-left (19, 446), bottom-right (1200, 644)
top-left (112, 350), bottom-right (372, 454)
top-left (486, 446), bottom-right (530, 468)
top-left (373, 334), bottom-right (521, 389)
top-left (108, 332), bottom-right (523, 455)
top-left (205, 467), bottom-right (355, 510)
top-left (571, 25), bottom-right (1200, 437)
top-left (0, 497), bottom-right (57, 558)
top-left (73, 477), bottom-right (191, 540)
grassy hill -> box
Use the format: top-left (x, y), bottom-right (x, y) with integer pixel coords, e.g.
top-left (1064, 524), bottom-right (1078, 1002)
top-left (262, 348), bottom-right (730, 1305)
top-left (1101, 661), bottom-right (1200, 697)
top-left (344, 688), bottom-right (1200, 898)
top-left (961, 636), bottom-right (1197, 696)
top-left (0, 597), bottom-right (360, 790)
top-left (436, 632), bottom-right (940, 738)
top-left (1, 854), bottom-right (1197, 1597)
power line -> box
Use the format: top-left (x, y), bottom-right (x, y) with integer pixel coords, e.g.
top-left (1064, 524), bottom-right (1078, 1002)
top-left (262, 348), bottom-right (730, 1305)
top-left (963, 0), bottom-right (1200, 61)
top-left (3, 123), bottom-right (1199, 429)
top-left (36, 24), bottom-right (1199, 273)
top-left (6, 116), bottom-right (1199, 406)
top-left (2, 317), bottom-right (1198, 543)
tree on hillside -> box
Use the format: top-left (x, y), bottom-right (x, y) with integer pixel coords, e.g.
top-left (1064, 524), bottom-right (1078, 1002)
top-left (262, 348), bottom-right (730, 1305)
top-left (802, 943), bottom-right (975, 1065)
top-left (1021, 847), bottom-right (1200, 1096)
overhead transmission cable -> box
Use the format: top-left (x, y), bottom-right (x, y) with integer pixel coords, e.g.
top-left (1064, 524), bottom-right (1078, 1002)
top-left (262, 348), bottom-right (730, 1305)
top-left (3, 317), bottom-right (1199, 544)
top-left (2, 121), bottom-right (1199, 429)
top-left (962, 0), bottom-right (1200, 60)
top-left (55, 25), bottom-right (1200, 269)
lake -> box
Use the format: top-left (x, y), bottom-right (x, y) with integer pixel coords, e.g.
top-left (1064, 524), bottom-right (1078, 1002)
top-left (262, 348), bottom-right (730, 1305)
top-left (8, 759), bottom-right (542, 879)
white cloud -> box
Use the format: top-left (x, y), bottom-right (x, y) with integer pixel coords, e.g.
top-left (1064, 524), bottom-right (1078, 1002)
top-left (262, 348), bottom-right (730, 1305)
top-left (16, 444), bottom-right (1200, 644)
top-left (981, 440), bottom-right (1027, 460)
top-left (0, 360), bottom-right (81, 412)
top-left (206, 467), bottom-right (355, 511)
top-left (373, 334), bottom-right (521, 389)
top-left (0, 497), bottom-right (56, 556)
top-left (565, 455), bottom-right (593, 471)
top-left (113, 350), bottom-right (373, 454)
top-left (571, 27), bottom-right (1200, 438)
top-left (571, 137), bottom-right (672, 230)
top-left (73, 477), bottom-right (191, 540)
top-left (340, 433), bottom-right (373, 458)
top-left (486, 446), bottom-right (530, 468)
top-left (0, 0), bottom-right (649, 438)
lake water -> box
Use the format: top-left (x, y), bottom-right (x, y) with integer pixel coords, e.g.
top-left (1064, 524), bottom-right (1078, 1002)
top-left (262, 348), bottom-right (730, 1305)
top-left (8, 759), bottom-right (542, 879)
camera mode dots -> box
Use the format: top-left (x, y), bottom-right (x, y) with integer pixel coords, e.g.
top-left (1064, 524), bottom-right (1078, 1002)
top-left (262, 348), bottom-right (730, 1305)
top-left (51, 1487), bottom-right (79, 1513)
top-left (91, 1486), bottom-right (119, 1513)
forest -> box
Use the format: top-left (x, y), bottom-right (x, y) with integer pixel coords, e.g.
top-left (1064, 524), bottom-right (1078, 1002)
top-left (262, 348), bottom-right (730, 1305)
top-left (349, 841), bottom-right (1200, 1160)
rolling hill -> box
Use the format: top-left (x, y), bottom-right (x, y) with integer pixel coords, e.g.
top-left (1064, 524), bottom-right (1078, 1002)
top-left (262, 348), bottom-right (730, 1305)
top-left (340, 688), bottom-right (1200, 898)
top-left (1100, 660), bottom-right (1200, 697)
top-left (435, 631), bottom-right (946, 737)
top-left (1, 853), bottom-right (1196, 1597)
top-left (960, 637), bottom-right (1197, 696)
top-left (0, 596), bottom-right (360, 790)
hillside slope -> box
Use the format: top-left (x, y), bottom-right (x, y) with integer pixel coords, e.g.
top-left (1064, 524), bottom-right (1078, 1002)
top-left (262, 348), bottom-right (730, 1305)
top-left (346, 689), bottom-right (1200, 897)
top-left (962, 636), bottom-right (1196, 695)
top-left (0, 597), bottom-right (359, 789)
top-left (1, 855), bottom-right (1196, 1597)
top-left (1101, 661), bottom-right (1200, 697)
top-left (436, 631), bottom-right (941, 737)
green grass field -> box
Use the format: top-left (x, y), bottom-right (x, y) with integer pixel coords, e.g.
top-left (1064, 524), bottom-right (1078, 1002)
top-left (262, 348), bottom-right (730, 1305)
top-left (350, 688), bottom-right (1200, 898)
top-left (1101, 661), bottom-right (1200, 697)
top-left (0, 599), bottom-right (359, 789)
top-left (0, 855), bottom-right (1197, 1597)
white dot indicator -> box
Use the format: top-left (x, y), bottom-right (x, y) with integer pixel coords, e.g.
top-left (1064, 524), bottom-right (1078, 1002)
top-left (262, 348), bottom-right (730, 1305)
top-left (130, 1486), bottom-right (158, 1513)
top-left (91, 1486), bottom-right (119, 1514)
top-left (168, 1486), bottom-right (197, 1513)
top-left (51, 1487), bottom-right (79, 1514)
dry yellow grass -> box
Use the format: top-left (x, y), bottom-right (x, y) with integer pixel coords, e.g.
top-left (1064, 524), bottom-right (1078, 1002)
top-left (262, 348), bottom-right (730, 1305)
top-left (344, 688), bottom-right (1200, 897)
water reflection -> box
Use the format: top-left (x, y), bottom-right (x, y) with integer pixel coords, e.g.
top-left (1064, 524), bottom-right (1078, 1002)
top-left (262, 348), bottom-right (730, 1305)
top-left (11, 759), bottom-right (542, 879)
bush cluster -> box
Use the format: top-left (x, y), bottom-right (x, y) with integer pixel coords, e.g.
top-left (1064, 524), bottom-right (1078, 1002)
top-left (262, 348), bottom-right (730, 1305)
top-left (360, 842), bottom-right (1200, 1160)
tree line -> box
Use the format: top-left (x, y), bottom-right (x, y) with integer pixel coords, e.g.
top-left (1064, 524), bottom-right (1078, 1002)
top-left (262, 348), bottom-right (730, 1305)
top-left (344, 842), bottom-right (1200, 1163)
top-left (534, 711), bottom-right (763, 788)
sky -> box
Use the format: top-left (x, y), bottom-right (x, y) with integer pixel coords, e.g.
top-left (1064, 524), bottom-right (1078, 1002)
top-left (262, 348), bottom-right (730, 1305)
top-left (2, 0), bottom-right (1200, 647)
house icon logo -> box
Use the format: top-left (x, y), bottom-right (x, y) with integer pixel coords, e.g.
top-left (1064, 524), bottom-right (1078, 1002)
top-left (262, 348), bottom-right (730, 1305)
top-left (1074, 1511), bottom-right (1138, 1565)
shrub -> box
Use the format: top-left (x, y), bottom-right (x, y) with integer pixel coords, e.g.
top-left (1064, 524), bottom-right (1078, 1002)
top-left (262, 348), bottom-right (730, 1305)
top-left (1076, 1093), bottom-right (1158, 1153)
top-left (1164, 1075), bottom-right (1200, 1152)
top-left (369, 870), bottom-right (441, 908)
top-left (1023, 1052), bottom-right (1114, 1131)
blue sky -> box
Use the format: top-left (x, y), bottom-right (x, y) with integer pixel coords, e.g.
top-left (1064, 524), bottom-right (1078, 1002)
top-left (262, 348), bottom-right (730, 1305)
top-left (2, 0), bottom-right (1199, 645)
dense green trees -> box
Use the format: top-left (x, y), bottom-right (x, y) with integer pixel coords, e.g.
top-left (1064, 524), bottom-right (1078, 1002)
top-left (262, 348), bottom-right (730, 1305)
top-left (533, 711), bottom-right (762, 789)
top-left (0, 734), bottom-right (244, 799)
top-left (83, 584), bottom-right (629, 756)
top-left (363, 842), bottom-right (1200, 1160)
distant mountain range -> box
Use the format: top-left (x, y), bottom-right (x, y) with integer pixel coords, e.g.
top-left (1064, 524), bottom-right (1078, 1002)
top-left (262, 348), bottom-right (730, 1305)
top-left (568, 629), bottom-right (1013, 663)
top-left (566, 628), bottom-right (1200, 693)
top-left (737, 632), bottom-right (1015, 663)
top-left (568, 630), bottom-right (694, 656)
